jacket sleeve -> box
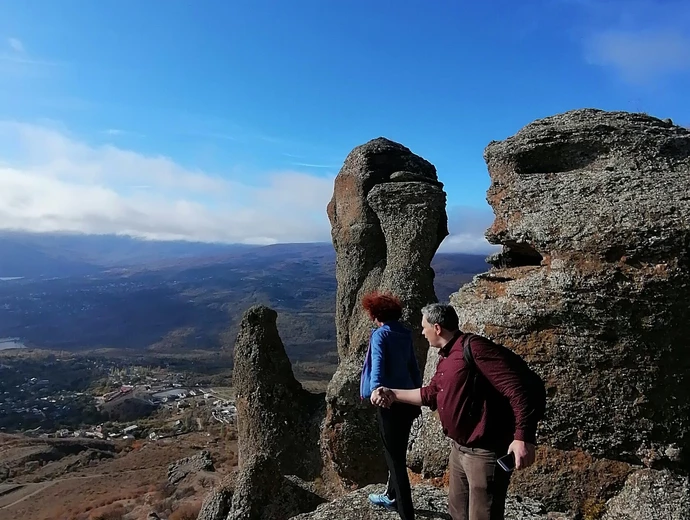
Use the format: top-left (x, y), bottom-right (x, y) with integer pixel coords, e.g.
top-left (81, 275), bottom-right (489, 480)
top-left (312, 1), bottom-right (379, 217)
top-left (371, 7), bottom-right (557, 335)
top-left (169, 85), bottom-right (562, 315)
top-left (419, 370), bottom-right (441, 410)
top-left (471, 337), bottom-right (537, 444)
top-left (369, 330), bottom-right (386, 391)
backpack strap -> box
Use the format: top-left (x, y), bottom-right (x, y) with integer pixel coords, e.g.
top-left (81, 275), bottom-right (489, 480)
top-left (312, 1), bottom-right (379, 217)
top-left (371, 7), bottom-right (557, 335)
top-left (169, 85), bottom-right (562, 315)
top-left (462, 333), bottom-right (476, 367)
top-left (462, 333), bottom-right (484, 419)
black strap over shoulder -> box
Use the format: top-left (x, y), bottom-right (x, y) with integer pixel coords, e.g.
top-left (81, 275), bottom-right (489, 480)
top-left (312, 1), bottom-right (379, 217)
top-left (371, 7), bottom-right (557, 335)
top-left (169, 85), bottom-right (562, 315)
top-left (462, 333), bottom-right (476, 367)
top-left (462, 333), bottom-right (484, 419)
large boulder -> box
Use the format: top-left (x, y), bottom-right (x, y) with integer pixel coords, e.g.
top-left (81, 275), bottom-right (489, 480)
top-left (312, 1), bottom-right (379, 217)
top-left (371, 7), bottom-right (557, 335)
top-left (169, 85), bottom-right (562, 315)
top-left (602, 469), bottom-right (690, 520)
top-left (167, 450), bottom-right (214, 485)
top-left (470, 109), bottom-right (690, 463)
top-left (322, 137), bottom-right (448, 490)
top-left (408, 109), bottom-right (690, 513)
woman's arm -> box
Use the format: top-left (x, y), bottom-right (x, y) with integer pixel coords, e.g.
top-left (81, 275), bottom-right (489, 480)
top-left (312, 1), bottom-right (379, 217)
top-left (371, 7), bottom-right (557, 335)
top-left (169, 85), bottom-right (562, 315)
top-left (369, 330), bottom-right (386, 391)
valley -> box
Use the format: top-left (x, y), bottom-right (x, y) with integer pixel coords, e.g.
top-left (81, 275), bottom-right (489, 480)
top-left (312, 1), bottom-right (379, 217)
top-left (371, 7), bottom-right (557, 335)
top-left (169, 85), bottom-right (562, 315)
top-left (0, 234), bottom-right (489, 519)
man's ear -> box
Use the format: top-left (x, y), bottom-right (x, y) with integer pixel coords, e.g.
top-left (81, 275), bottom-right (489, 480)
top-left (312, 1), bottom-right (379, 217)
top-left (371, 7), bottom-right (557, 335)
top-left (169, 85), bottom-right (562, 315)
top-left (434, 324), bottom-right (443, 335)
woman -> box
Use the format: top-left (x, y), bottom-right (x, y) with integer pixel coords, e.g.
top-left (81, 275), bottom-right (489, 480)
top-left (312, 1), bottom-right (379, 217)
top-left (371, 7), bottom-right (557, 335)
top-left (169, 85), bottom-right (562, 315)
top-left (360, 291), bottom-right (422, 520)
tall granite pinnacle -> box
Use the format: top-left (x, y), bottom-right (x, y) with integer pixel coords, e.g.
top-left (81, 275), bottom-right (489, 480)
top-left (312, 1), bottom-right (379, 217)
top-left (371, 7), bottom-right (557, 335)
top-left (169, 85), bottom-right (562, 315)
top-left (321, 137), bottom-right (448, 488)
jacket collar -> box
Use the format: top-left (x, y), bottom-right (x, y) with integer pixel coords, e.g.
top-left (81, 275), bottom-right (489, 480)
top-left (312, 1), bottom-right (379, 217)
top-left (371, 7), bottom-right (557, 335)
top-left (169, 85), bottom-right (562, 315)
top-left (439, 330), bottom-right (462, 358)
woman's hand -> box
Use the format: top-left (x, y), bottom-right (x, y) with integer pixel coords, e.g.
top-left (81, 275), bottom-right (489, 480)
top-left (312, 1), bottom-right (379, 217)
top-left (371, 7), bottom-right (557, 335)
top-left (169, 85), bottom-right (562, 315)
top-left (371, 386), bottom-right (394, 408)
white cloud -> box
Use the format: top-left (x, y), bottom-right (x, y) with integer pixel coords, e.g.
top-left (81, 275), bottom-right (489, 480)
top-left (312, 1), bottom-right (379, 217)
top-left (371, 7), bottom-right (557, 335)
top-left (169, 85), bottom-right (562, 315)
top-left (0, 122), bottom-right (334, 244)
top-left (291, 162), bottom-right (339, 169)
top-left (439, 206), bottom-right (499, 254)
top-left (101, 128), bottom-right (145, 138)
top-left (571, 0), bottom-right (690, 83)
top-left (0, 121), bottom-right (497, 253)
top-left (8, 38), bottom-right (24, 53)
top-left (585, 30), bottom-right (690, 82)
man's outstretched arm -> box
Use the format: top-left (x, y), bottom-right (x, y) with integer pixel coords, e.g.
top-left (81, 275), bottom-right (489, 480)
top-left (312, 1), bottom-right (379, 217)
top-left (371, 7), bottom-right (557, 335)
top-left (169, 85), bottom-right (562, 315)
top-left (371, 387), bottom-right (425, 407)
top-left (391, 388), bottom-right (422, 406)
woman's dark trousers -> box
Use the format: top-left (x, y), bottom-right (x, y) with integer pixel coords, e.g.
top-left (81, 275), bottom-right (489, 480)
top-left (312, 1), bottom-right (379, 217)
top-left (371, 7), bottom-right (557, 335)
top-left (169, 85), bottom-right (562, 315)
top-left (377, 403), bottom-right (420, 520)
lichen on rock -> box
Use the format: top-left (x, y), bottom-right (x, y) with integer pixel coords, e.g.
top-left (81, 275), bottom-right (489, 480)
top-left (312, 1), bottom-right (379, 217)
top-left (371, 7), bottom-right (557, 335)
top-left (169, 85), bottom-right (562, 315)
top-left (601, 469), bottom-right (690, 520)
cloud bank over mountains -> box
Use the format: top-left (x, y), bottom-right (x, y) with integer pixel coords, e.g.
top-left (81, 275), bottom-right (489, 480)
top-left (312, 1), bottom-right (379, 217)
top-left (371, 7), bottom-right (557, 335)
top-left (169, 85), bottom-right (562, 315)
top-left (0, 122), bottom-right (496, 253)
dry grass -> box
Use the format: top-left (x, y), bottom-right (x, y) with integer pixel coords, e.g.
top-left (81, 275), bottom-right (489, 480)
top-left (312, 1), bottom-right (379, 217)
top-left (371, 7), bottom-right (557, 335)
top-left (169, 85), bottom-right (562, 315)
top-left (168, 500), bottom-right (202, 520)
top-left (88, 504), bottom-right (128, 520)
top-left (1, 431), bottom-right (238, 520)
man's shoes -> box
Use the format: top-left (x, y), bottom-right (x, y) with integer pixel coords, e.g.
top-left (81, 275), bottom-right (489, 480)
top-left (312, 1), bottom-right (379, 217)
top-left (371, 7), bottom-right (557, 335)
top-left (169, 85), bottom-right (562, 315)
top-left (368, 493), bottom-right (397, 510)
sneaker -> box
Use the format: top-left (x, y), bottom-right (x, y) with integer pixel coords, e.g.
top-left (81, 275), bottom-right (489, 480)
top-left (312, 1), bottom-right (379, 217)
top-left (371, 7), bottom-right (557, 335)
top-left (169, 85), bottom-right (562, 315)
top-left (368, 493), bottom-right (397, 510)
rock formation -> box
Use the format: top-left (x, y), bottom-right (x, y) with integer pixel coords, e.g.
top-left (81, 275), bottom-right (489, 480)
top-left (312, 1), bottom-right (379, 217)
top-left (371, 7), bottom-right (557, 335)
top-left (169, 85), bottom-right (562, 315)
top-left (227, 305), bottom-right (326, 519)
top-left (602, 469), bottom-right (690, 520)
top-left (232, 305), bottom-right (324, 479)
top-left (408, 109), bottom-right (690, 514)
top-left (197, 485), bottom-right (233, 520)
top-left (167, 450), bottom-right (214, 485)
top-left (201, 112), bottom-right (690, 518)
top-left (322, 137), bottom-right (448, 488)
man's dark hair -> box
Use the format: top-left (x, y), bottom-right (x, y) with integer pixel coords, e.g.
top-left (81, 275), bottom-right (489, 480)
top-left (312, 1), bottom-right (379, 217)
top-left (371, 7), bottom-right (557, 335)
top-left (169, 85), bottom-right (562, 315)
top-left (421, 303), bottom-right (459, 332)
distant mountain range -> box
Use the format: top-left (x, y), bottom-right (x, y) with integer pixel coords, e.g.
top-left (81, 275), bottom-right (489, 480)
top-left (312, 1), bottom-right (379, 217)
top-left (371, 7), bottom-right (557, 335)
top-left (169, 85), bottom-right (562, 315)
top-left (0, 232), bottom-right (490, 359)
top-left (0, 231), bottom-right (257, 277)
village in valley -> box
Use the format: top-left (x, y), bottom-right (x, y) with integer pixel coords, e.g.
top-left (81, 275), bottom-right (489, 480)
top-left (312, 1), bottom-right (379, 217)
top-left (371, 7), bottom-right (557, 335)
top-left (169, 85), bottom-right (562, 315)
top-left (0, 348), bottom-right (242, 520)
top-left (0, 350), bottom-right (237, 442)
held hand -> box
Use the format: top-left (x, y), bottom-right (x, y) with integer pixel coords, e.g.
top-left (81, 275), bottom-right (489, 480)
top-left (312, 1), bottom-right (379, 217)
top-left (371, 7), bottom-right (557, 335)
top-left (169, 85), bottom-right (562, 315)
top-left (370, 387), bottom-right (384, 407)
top-left (371, 387), bottom-right (394, 408)
top-left (507, 440), bottom-right (536, 470)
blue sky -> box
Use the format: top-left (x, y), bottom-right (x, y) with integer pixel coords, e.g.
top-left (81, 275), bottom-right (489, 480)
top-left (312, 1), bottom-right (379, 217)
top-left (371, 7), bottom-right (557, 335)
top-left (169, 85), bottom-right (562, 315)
top-left (0, 0), bottom-right (689, 252)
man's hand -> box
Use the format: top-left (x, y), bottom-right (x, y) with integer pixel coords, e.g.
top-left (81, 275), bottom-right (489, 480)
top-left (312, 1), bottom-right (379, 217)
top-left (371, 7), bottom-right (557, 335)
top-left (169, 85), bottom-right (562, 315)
top-left (507, 440), bottom-right (536, 470)
top-left (371, 387), bottom-right (395, 408)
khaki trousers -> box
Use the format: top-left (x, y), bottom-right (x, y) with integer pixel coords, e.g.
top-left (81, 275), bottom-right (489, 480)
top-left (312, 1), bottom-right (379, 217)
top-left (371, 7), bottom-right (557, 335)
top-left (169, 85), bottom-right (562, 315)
top-left (448, 442), bottom-right (511, 520)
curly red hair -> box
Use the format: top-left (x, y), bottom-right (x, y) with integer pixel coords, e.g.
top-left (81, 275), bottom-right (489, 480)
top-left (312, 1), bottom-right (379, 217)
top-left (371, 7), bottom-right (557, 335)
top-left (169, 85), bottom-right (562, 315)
top-left (362, 291), bottom-right (403, 322)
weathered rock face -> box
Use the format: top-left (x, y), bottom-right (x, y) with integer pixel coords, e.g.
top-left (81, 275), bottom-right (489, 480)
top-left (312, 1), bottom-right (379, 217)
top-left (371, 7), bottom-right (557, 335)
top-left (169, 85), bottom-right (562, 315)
top-left (196, 485), bottom-right (233, 520)
top-left (322, 137), bottom-right (448, 489)
top-left (507, 446), bottom-right (633, 514)
top-left (602, 469), bottom-right (690, 520)
top-left (232, 305), bottom-right (324, 479)
top-left (229, 453), bottom-right (325, 520)
top-left (409, 109), bottom-right (690, 513)
top-left (471, 109), bottom-right (690, 463)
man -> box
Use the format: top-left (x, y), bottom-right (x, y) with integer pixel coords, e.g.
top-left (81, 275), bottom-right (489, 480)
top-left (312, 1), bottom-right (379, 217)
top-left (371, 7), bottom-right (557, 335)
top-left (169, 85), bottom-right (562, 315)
top-left (372, 303), bottom-right (538, 520)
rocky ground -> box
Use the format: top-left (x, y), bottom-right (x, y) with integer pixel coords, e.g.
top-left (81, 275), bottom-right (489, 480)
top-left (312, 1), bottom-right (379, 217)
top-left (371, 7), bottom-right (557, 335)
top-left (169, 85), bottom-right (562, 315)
top-left (291, 484), bottom-right (561, 520)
